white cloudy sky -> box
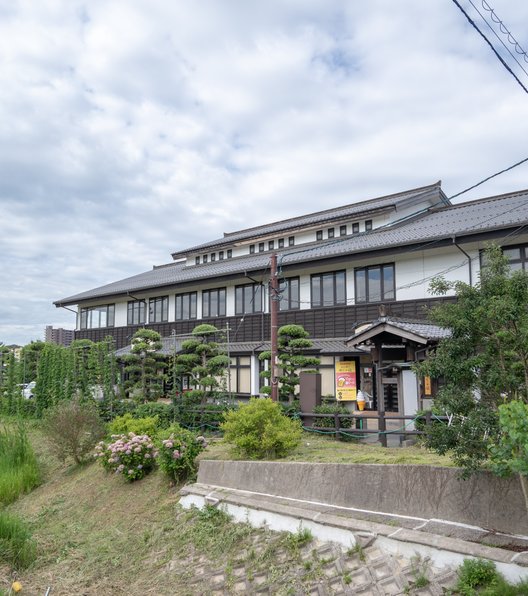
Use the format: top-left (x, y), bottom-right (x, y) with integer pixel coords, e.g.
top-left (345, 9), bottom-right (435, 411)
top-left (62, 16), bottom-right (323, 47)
top-left (1, 0), bottom-right (528, 345)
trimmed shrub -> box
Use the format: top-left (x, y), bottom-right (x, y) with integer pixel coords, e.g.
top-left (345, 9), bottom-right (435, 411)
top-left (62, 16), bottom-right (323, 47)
top-left (313, 404), bottom-right (353, 429)
top-left (108, 413), bottom-right (159, 437)
top-left (135, 402), bottom-right (175, 428)
top-left (0, 511), bottom-right (36, 569)
top-left (157, 424), bottom-right (207, 483)
top-left (95, 433), bottom-right (157, 481)
top-left (43, 400), bottom-right (106, 465)
top-left (96, 399), bottom-right (137, 422)
top-left (221, 397), bottom-right (302, 459)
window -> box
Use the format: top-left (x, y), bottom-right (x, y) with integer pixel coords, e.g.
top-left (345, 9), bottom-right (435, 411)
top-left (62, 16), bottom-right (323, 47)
top-left (219, 251), bottom-right (224, 260)
top-left (203, 254), bottom-right (208, 264)
top-left (328, 228), bottom-right (335, 239)
top-left (279, 277), bottom-right (300, 311)
top-left (288, 236), bottom-right (295, 246)
top-left (352, 222), bottom-right (359, 234)
top-left (311, 271), bottom-right (346, 307)
top-left (249, 244), bottom-right (255, 254)
top-left (482, 244), bottom-right (528, 272)
top-left (202, 288), bottom-right (226, 317)
top-left (149, 296), bottom-right (169, 322)
top-left (235, 283), bottom-right (263, 315)
top-left (227, 249), bottom-right (232, 259)
top-left (195, 256), bottom-right (200, 265)
top-left (316, 230), bottom-right (323, 241)
top-left (80, 304), bottom-right (115, 329)
top-left (175, 292), bottom-right (197, 320)
top-left (127, 300), bottom-right (146, 325)
top-left (365, 219), bottom-right (373, 231)
top-left (503, 245), bottom-right (528, 271)
top-left (355, 264), bottom-right (395, 303)
top-left (268, 240), bottom-right (274, 250)
top-left (211, 253), bottom-right (216, 262)
top-left (278, 238), bottom-right (284, 248)
top-left (340, 225), bottom-right (347, 236)
top-left (258, 242), bottom-right (265, 252)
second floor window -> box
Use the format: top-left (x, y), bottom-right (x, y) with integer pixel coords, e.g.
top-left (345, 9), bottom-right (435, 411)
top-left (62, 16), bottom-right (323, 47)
top-left (149, 296), bottom-right (169, 323)
top-left (175, 292), bottom-right (197, 320)
top-left (316, 230), bottom-right (323, 241)
top-left (328, 228), bottom-right (335, 239)
top-left (278, 238), bottom-right (284, 248)
top-left (365, 219), bottom-right (373, 231)
top-left (340, 225), bottom-right (347, 236)
top-left (352, 222), bottom-right (359, 234)
top-left (80, 304), bottom-right (115, 329)
top-left (311, 271), bottom-right (346, 307)
top-left (202, 288), bottom-right (226, 317)
top-left (355, 264), bottom-right (395, 303)
top-left (249, 245), bottom-right (255, 254)
top-left (127, 300), bottom-right (146, 325)
top-left (235, 283), bottom-right (263, 315)
top-left (288, 236), bottom-right (295, 246)
top-left (279, 277), bottom-right (300, 311)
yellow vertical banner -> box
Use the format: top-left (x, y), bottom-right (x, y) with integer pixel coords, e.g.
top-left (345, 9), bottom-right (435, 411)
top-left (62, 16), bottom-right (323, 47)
top-left (424, 376), bottom-right (432, 396)
top-left (335, 361), bottom-right (357, 401)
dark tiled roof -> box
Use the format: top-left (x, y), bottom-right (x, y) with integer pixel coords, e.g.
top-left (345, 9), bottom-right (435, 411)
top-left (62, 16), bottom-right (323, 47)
top-left (346, 316), bottom-right (450, 345)
top-left (171, 182), bottom-right (445, 257)
top-left (115, 337), bottom-right (361, 356)
top-left (55, 189), bottom-right (528, 306)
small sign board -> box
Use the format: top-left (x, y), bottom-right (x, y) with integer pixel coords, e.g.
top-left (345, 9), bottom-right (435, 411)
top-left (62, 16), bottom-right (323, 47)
top-left (424, 376), bottom-right (432, 396)
top-left (335, 361), bottom-right (357, 401)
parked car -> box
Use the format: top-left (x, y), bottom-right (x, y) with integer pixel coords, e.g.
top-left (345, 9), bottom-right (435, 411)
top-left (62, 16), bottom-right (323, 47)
top-left (21, 382), bottom-right (36, 399)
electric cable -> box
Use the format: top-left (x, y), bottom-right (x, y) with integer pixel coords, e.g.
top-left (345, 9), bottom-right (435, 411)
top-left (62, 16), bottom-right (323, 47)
top-left (481, 0), bottom-right (528, 63)
top-left (467, 0), bottom-right (528, 79)
top-left (449, 0), bottom-right (528, 95)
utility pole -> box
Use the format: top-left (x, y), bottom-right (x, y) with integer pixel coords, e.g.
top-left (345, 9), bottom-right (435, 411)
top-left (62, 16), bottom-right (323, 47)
top-left (270, 253), bottom-right (279, 402)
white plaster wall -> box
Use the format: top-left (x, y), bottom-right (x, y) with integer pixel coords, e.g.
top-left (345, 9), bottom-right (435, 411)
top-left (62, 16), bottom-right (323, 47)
top-left (395, 248), bottom-right (475, 302)
top-left (114, 301), bottom-right (128, 328)
top-left (299, 274), bottom-right (311, 310)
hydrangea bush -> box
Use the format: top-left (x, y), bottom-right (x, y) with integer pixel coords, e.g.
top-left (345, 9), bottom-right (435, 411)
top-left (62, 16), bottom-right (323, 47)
top-left (95, 433), bottom-right (158, 481)
top-left (157, 424), bottom-right (207, 483)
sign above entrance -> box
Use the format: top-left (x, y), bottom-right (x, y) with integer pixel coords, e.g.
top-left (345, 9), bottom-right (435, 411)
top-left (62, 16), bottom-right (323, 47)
top-left (335, 361), bottom-right (357, 401)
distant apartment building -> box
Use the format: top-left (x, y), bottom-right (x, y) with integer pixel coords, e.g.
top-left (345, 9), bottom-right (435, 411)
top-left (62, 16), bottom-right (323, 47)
top-left (45, 326), bottom-right (74, 347)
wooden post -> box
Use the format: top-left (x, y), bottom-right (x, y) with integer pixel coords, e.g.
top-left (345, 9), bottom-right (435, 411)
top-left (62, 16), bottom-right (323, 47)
top-left (334, 411), bottom-right (341, 441)
top-left (379, 410), bottom-right (387, 448)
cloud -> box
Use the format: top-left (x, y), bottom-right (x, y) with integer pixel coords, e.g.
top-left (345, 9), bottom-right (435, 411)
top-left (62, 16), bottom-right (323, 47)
top-left (0, 0), bottom-right (527, 344)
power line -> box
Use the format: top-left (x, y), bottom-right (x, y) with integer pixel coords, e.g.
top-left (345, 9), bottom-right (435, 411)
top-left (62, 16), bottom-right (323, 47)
top-left (449, 0), bottom-right (528, 95)
top-left (480, 0), bottom-right (528, 63)
top-left (448, 156), bottom-right (528, 200)
top-left (468, 0), bottom-right (528, 80)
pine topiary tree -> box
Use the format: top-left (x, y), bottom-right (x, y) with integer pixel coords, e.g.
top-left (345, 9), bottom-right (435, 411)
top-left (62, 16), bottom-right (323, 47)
top-left (259, 324), bottom-right (320, 403)
top-left (122, 329), bottom-right (166, 403)
top-left (175, 324), bottom-right (230, 405)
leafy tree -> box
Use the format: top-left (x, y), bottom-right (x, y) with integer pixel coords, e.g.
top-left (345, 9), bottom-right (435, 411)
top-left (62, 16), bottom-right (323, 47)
top-left (174, 324), bottom-right (230, 405)
top-left (416, 244), bottom-right (528, 475)
top-left (489, 401), bottom-right (528, 512)
top-left (259, 324), bottom-right (320, 403)
top-left (122, 329), bottom-right (166, 403)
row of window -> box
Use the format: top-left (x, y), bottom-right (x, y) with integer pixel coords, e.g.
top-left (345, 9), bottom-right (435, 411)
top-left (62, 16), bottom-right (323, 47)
top-left (316, 220), bottom-right (372, 241)
top-left (249, 236), bottom-right (295, 254)
top-left (193, 219), bottom-right (376, 266)
top-left (79, 264), bottom-right (395, 328)
top-left (195, 249), bottom-right (232, 266)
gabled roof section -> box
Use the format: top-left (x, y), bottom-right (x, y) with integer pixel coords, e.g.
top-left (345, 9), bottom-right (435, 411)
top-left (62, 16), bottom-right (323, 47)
top-left (346, 317), bottom-right (450, 347)
top-left (171, 182), bottom-right (447, 258)
top-left (55, 187), bottom-right (528, 307)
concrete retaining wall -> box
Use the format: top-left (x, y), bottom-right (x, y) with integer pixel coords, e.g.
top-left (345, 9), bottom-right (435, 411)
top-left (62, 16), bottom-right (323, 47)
top-left (197, 461), bottom-right (528, 536)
